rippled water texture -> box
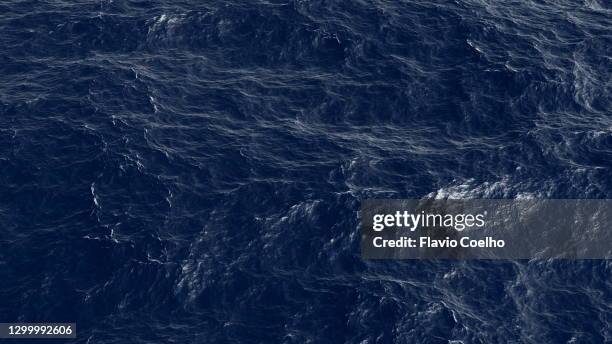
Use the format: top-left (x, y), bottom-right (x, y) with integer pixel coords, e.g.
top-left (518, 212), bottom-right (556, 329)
top-left (0, 0), bottom-right (611, 343)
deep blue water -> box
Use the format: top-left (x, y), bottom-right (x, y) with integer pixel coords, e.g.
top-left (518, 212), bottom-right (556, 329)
top-left (1, 0), bottom-right (611, 343)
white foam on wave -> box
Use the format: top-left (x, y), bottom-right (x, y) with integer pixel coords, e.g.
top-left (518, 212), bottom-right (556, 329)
top-left (147, 13), bottom-right (184, 42)
top-left (427, 177), bottom-right (542, 199)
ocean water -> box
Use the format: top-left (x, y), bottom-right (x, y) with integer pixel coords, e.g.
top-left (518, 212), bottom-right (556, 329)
top-left (0, 0), bottom-right (611, 343)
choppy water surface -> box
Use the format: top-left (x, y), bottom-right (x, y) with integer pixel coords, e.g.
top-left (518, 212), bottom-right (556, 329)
top-left (0, 0), bottom-right (611, 343)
